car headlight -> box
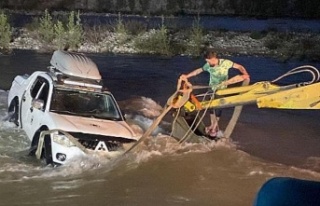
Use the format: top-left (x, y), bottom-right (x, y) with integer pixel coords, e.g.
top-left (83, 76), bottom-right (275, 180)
top-left (52, 132), bottom-right (75, 147)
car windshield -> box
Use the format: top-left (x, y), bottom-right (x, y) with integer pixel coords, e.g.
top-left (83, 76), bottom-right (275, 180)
top-left (50, 88), bottom-right (122, 121)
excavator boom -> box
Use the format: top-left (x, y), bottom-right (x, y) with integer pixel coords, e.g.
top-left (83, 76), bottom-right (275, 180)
top-left (166, 65), bottom-right (320, 143)
top-left (178, 81), bottom-right (320, 113)
top-left (125, 65), bottom-right (320, 153)
top-left (257, 82), bottom-right (320, 109)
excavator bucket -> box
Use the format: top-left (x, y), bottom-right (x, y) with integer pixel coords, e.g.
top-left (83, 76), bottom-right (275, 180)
top-left (171, 112), bottom-right (212, 143)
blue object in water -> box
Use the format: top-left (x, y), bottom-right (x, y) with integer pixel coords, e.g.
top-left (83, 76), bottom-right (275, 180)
top-left (254, 177), bottom-right (320, 206)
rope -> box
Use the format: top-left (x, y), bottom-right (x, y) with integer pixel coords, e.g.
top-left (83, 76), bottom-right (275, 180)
top-left (125, 79), bottom-right (195, 154)
top-left (169, 106), bottom-right (181, 137)
top-left (176, 79), bottom-right (250, 143)
top-left (271, 65), bottom-right (319, 84)
top-left (124, 105), bottom-right (173, 154)
top-left (223, 65), bottom-right (318, 139)
top-left (177, 90), bottom-right (214, 144)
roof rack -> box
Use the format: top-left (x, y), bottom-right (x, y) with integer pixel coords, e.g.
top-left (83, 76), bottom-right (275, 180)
top-left (50, 50), bottom-right (102, 81)
top-left (48, 50), bottom-right (103, 89)
top-left (48, 66), bottom-right (103, 89)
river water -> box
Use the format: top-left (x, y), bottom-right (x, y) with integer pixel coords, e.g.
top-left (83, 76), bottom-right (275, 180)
top-left (0, 50), bottom-right (319, 205)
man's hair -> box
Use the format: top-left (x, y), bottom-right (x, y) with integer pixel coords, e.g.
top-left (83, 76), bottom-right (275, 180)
top-left (203, 49), bottom-right (217, 59)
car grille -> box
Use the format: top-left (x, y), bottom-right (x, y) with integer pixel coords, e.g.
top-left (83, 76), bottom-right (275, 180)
top-left (78, 139), bottom-right (122, 151)
top-left (68, 132), bottom-right (136, 152)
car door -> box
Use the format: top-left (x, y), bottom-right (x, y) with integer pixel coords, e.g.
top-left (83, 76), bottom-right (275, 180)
top-left (21, 76), bottom-right (50, 139)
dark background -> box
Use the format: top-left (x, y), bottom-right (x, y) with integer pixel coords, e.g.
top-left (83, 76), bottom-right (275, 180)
top-left (1, 0), bottom-right (320, 19)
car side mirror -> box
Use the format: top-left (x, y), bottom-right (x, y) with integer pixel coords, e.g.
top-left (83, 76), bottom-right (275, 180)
top-left (32, 99), bottom-right (44, 110)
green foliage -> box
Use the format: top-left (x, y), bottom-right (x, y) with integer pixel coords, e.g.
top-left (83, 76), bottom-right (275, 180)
top-left (280, 34), bottom-right (320, 61)
top-left (262, 31), bottom-right (320, 61)
top-left (186, 15), bottom-right (204, 56)
top-left (115, 12), bottom-right (127, 34)
top-left (84, 25), bottom-right (109, 44)
top-left (114, 13), bottom-right (147, 44)
top-left (31, 10), bottom-right (83, 51)
top-left (264, 32), bottom-right (294, 50)
top-left (25, 17), bottom-right (40, 32)
top-left (250, 31), bottom-right (268, 40)
top-left (157, 16), bottom-right (170, 54)
top-left (66, 11), bottom-right (83, 50)
top-left (264, 37), bottom-right (281, 50)
top-left (114, 12), bottom-right (129, 44)
top-left (0, 11), bottom-right (12, 50)
top-left (169, 39), bottom-right (187, 55)
top-left (38, 9), bottom-right (55, 43)
top-left (54, 20), bottom-right (66, 50)
top-left (124, 20), bottom-right (146, 35)
top-left (135, 16), bottom-right (170, 55)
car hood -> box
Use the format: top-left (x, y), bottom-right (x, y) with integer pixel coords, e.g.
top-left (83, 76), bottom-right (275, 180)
top-left (48, 112), bottom-right (137, 140)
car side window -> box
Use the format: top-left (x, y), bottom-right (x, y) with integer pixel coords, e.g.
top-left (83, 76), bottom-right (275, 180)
top-left (30, 77), bottom-right (50, 109)
top-left (30, 78), bottom-right (43, 99)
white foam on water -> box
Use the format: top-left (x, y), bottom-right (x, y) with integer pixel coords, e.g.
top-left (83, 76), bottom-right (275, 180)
top-left (0, 153), bottom-right (121, 182)
top-left (115, 95), bottom-right (242, 166)
top-left (120, 96), bottom-right (163, 118)
top-left (125, 133), bottom-right (238, 165)
top-left (51, 179), bottom-right (85, 190)
top-left (129, 114), bottom-right (165, 135)
top-left (232, 149), bottom-right (320, 180)
top-left (304, 156), bottom-right (320, 171)
top-left (121, 96), bottom-right (168, 135)
top-left (138, 96), bottom-right (163, 117)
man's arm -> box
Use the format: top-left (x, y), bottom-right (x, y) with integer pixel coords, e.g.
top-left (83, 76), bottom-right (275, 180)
top-left (180, 68), bottom-right (203, 80)
top-left (224, 63), bottom-right (250, 85)
top-left (233, 63), bottom-right (250, 79)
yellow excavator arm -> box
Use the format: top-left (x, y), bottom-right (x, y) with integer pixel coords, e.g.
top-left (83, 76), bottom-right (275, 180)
top-left (256, 82), bottom-right (320, 109)
top-left (176, 81), bottom-right (320, 113)
top-left (125, 65), bottom-right (320, 153)
top-left (163, 65), bottom-right (320, 143)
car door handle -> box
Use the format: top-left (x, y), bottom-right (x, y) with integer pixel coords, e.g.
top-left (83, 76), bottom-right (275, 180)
top-left (22, 96), bottom-right (26, 102)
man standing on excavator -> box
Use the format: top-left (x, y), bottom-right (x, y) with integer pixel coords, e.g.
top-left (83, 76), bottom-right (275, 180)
top-left (180, 48), bottom-right (250, 137)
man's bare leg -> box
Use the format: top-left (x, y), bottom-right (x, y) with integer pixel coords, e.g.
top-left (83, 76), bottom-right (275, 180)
top-left (206, 113), bottom-right (219, 136)
top-left (210, 113), bottom-right (219, 131)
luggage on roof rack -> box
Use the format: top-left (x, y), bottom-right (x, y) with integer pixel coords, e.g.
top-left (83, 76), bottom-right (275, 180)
top-left (50, 50), bottom-right (102, 81)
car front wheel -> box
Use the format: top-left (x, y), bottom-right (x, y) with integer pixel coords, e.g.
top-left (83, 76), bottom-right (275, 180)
top-left (42, 135), bottom-right (54, 166)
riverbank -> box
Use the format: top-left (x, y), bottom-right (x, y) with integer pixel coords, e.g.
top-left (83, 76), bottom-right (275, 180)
top-left (3, 11), bottom-right (320, 61)
top-left (8, 28), bottom-right (319, 61)
top-left (8, 28), bottom-right (267, 55)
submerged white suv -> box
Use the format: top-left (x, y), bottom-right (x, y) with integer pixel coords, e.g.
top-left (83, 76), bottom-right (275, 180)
top-left (7, 50), bottom-right (138, 165)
